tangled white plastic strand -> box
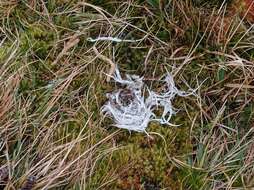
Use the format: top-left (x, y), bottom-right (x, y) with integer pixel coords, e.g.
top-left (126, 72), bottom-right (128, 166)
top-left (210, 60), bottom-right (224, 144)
top-left (101, 67), bottom-right (192, 133)
top-left (87, 37), bottom-right (142, 43)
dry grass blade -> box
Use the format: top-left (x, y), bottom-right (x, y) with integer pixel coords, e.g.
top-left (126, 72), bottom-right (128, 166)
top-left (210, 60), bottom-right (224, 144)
top-left (225, 83), bottom-right (254, 89)
top-left (0, 75), bottom-right (20, 121)
top-left (92, 46), bottom-right (116, 82)
top-left (20, 176), bottom-right (36, 190)
top-left (52, 33), bottom-right (80, 65)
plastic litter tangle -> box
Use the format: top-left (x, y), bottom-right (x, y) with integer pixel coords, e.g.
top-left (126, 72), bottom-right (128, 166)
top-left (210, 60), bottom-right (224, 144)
top-left (101, 67), bottom-right (193, 133)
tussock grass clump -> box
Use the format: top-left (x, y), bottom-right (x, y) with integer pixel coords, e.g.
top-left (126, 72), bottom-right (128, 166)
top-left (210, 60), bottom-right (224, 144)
top-left (0, 0), bottom-right (254, 189)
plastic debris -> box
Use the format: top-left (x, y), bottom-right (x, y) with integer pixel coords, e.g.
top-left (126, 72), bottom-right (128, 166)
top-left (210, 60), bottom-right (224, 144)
top-left (87, 37), bottom-right (141, 43)
top-left (101, 67), bottom-right (192, 133)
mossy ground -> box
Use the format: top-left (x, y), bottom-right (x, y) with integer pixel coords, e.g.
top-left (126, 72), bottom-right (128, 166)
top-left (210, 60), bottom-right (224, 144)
top-left (0, 0), bottom-right (254, 189)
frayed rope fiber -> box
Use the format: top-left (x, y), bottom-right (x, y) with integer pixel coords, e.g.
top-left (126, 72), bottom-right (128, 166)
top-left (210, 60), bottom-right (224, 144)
top-left (101, 67), bottom-right (192, 133)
